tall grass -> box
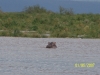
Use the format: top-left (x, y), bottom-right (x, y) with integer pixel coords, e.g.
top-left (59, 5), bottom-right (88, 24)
top-left (0, 5), bottom-right (100, 38)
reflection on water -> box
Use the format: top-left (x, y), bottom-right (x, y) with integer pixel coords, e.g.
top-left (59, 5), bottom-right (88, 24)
top-left (0, 37), bottom-right (100, 75)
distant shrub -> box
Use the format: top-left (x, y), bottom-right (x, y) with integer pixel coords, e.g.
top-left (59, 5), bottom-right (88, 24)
top-left (0, 7), bottom-right (3, 13)
top-left (23, 5), bottom-right (47, 13)
top-left (59, 6), bottom-right (74, 15)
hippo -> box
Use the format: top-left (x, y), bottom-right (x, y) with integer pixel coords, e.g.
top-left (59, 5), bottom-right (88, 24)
top-left (46, 42), bottom-right (57, 48)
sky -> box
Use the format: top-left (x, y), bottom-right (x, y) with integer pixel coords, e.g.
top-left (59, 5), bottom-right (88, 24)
top-left (0, 0), bottom-right (100, 14)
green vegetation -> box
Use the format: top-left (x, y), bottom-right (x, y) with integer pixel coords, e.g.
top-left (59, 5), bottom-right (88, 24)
top-left (0, 5), bottom-right (100, 38)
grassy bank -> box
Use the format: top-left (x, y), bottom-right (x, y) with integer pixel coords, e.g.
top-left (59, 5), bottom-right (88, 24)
top-left (0, 5), bottom-right (100, 38)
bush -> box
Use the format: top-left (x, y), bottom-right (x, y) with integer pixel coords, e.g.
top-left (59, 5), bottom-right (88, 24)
top-left (59, 6), bottom-right (74, 15)
top-left (23, 5), bottom-right (47, 13)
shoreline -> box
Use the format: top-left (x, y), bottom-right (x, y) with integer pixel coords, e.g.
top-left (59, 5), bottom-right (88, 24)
top-left (0, 36), bottom-right (100, 39)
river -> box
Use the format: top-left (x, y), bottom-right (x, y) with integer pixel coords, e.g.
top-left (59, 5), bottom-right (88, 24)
top-left (0, 37), bottom-right (100, 75)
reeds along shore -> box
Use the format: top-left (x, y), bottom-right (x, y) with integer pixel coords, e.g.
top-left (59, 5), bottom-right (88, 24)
top-left (0, 5), bottom-right (100, 38)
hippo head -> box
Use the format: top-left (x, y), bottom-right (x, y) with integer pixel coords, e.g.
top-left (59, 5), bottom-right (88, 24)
top-left (46, 42), bottom-right (57, 48)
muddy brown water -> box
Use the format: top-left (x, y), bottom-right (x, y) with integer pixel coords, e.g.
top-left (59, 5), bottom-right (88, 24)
top-left (0, 37), bottom-right (100, 75)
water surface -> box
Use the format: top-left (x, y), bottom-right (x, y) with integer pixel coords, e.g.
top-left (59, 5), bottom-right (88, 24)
top-left (0, 37), bottom-right (100, 75)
